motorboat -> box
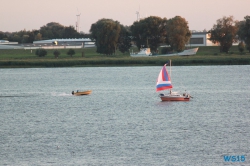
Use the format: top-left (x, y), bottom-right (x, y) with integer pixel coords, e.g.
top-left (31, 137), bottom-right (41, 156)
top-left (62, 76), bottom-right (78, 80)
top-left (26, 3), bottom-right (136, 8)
top-left (72, 90), bottom-right (92, 96)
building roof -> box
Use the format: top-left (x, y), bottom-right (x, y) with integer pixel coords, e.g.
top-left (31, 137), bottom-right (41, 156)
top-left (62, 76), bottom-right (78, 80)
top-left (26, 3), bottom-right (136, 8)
top-left (33, 38), bottom-right (92, 44)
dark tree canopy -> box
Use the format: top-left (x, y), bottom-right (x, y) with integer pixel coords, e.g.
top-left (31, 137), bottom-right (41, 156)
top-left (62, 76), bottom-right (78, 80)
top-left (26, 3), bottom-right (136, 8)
top-left (209, 16), bottom-right (238, 53)
top-left (0, 22), bottom-right (87, 43)
top-left (62, 26), bottom-right (79, 38)
top-left (67, 49), bottom-right (75, 57)
top-left (40, 22), bottom-right (64, 39)
top-left (90, 18), bottom-right (121, 55)
top-left (238, 41), bottom-right (245, 53)
top-left (53, 50), bottom-right (60, 58)
top-left (131, 16), bottom-right (168, 53)
top-left (166, 16), bottom-right (191, 52)
top-left (35, 48), bottom-right (47, 57)
top-left (237, 15), bottom-right (250, 52)
top-left (118, 25), bottom-right (132, 53)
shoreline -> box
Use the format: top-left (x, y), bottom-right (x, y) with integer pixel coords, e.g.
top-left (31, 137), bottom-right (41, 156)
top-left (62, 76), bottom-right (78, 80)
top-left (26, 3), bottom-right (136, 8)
top-left (1, 46), bottom-right (250, 68)
top-left (1, 57), bottom-right (249, 68)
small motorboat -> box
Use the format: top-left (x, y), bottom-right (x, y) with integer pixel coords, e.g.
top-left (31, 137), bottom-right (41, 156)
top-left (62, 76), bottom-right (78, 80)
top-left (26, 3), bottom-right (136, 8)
top-left (72, 90), bottom-right (92, 96)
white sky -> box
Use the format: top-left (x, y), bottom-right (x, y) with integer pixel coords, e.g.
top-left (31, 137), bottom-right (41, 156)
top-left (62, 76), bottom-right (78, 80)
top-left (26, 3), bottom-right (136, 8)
top-left (1, 0), bottom-right (249, 33)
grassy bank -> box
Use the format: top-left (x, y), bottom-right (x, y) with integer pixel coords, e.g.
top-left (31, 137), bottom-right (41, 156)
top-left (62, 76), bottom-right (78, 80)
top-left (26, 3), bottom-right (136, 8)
top-left (0, 46), bottom-right (250, 67)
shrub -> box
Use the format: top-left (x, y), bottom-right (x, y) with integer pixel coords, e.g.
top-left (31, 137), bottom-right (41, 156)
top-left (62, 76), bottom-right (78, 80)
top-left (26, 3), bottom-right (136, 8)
top-left (53, 50), bottom-right (60, 58)
top-left (238, 42), bottom-right (245, 53)
top-left (246, 44), bottom-right (250, 53)
top-left (67, 49), bottom-right (75, 57)
top-left (35, 49), bottom-right (47, 57)
top-left (161, 47), bottom-right (173, 54)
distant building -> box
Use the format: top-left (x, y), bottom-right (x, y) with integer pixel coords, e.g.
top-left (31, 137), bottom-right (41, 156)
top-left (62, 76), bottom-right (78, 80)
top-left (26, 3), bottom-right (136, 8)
top-left (0, 40), bottom-right (9, 43)
top-left (0, 40), bottom-right (21, 49)
top-left (33, 38), bottom-right (95, 48)
top-left (187, 32), bottom-right (218, 47)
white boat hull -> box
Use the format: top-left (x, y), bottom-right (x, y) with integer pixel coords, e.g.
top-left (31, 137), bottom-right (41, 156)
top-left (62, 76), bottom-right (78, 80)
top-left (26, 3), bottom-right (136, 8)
top-left (130, 47), bottom-right (198, 57)
top-left (159, 93), bottom-right (190, 101)
top-left (158, 47), bottom-right (199, 56)
top-left (130, 48), bottom-right (152, 57)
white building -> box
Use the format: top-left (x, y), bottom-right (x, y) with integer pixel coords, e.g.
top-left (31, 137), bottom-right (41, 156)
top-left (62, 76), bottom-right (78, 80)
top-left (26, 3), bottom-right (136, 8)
top-left (33, 38), bottom-right (94, 46)
top-left (187, 32), bottom-right (218, 47)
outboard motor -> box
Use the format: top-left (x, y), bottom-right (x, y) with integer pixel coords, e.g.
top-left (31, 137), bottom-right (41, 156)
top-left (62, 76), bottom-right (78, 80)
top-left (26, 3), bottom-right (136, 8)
top-left (72, 91), bottom-right (74, 95)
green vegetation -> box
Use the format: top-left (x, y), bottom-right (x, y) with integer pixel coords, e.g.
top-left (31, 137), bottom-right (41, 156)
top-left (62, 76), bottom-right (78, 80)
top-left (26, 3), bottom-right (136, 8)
top-left (238, 42), bottom-right (245, 53)
top-left (35, 48), bottom-right (47, 57)
top-left (67, 49), bottom-right (75, 57)
top-left (53, 50), bottom-right (60, 58)
top-left (90, 19), bottom-right (122, 55)
top-left (1, 15), bottom-right (250, 57)
top-left (0, 46), bottom-right (250, 68)
top-left (209, 16), bottom-right (238, 53)
top-left (166, 16), bottom-right (191, 52)
top-left (131, 16), bottom-right (168, 52)
top-left (237, 16), bottom-right (250, 52)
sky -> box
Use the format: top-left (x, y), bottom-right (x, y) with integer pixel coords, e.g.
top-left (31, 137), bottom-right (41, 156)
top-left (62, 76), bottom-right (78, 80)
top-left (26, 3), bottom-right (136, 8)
top-left (1, 0), bottom-right (249, 33)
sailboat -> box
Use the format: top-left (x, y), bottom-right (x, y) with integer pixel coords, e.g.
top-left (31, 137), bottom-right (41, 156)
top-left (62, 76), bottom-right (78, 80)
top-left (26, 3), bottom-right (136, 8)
top-left (156, 60), bottom-right (191, 101)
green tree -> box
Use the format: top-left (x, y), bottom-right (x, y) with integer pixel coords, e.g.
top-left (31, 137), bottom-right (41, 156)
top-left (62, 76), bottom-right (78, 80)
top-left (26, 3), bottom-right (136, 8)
top-left (237, 15), bottom-right (250, 52)
top-left (12, 34), bottom-right (21, 43)
top-left (0, 32), bottom-right (7, 40)
top-left (67, 49), bottom-right (75, 57)
top-left (166, 16), bottom-right (191, 52)
top-left (209, 16), bottom-right (238, 53)
top-left (35, 48), bottom-right (47, 57)
top-left (238, 42), bottom-right (245, 53)
top-left (35, 33), bottom-right (42, 41)
top-left (118, 25), bottom-right (132, 53)
top-left (62, 26), bottom-right (79, 38)
top-left (247, 45), bottom-right (250, 53)
top-left (7, 30), bottom-right (37, 43)
top-left (131, 16), bottom-right (167, 53)
top-left (53, 50), bottom-right (60, 58)
top-left (26, 31), bottom-right (36, 43)
top-left (40, 22), bottom-right (64, 39)
top-left (90, 18), bottom-right (121, 55)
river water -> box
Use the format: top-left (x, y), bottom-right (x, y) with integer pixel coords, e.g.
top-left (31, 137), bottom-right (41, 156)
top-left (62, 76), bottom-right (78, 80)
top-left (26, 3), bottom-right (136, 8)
top-left (0, 65), bottom-right (250, 166)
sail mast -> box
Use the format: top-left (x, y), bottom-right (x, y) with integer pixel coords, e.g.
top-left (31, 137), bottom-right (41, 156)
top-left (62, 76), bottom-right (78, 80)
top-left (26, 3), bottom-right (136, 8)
top-left (170, 59), bottom-right (171, 79)
top-left (170, 59), bottom-right (172, 92)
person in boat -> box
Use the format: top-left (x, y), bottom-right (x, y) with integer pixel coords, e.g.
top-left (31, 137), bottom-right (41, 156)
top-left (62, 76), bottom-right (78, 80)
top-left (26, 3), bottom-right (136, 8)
top-left (183, 90), bottom-right (186, 96)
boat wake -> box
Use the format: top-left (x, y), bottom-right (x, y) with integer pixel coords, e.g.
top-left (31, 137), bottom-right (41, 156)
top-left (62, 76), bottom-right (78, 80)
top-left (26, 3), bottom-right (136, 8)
top-left (51, 92), bottom-right (71, 96)
top-left (0, 95), bottom-right (27, 98)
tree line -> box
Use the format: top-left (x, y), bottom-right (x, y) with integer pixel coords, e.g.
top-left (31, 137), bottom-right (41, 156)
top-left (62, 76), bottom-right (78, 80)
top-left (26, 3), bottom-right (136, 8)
top-left (90, 16), bottom-right (191, 55)
top-left (0, 22), bottom-right (91, 43)
top-left (1, 15), bottom-right (250, 54)
top-left (209, 15), bottom-right (250, 53)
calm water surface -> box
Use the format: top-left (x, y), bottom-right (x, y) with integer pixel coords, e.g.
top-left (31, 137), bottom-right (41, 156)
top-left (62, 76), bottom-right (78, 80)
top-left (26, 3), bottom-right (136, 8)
top-left (0, 65), bottom-right (250, 166)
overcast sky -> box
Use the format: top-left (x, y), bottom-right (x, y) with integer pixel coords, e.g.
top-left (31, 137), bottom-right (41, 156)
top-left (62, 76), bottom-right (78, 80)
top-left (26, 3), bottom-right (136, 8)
top-left (1, 0), bottom-right (249, 33)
